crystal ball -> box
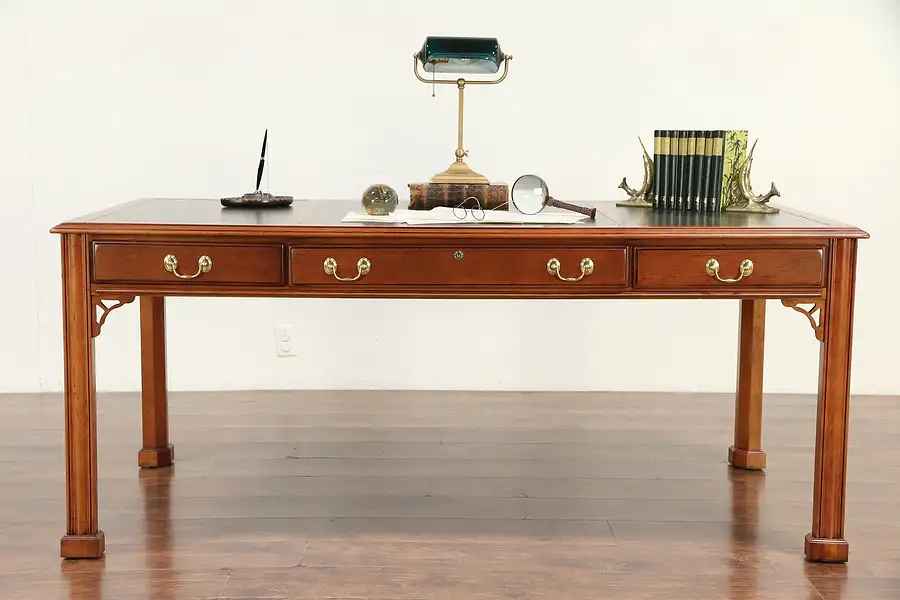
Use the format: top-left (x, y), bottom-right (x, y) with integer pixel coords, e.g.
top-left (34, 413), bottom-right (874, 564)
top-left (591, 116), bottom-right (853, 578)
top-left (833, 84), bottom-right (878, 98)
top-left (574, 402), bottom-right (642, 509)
top-left (361, 184), bottom-right (399, 216)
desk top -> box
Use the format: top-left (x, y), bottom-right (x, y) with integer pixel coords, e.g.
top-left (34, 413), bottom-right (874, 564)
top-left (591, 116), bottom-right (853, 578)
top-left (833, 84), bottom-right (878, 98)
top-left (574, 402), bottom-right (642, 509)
top-left (51, 198), bottom-right (868, 240)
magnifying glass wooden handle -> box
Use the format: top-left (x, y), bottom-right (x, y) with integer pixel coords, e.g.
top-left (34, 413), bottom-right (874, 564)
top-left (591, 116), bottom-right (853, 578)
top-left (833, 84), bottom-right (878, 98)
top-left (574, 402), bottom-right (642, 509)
top-left (547, 198), bottom-right (597, 219)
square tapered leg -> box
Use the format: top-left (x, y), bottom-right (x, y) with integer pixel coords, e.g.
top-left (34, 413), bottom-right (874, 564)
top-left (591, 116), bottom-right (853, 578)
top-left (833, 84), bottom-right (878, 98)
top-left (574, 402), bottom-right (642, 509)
top-left (730, 299), bottom-right (767, 471)
top-left (805, 239), bottom-right (858, 563)
top-left (60, 234), bottom-right (104, 559)
top-left (138, 296), bottom-right (174, 468)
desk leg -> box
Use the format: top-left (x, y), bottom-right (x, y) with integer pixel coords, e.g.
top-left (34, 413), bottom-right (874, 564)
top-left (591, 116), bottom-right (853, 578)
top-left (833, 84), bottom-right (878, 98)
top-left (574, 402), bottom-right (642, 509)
top-left (805, 239), bottom-right (857, 563)
top-left (138, 296), bottom-right (174, 468)
top-left (59, 234), bottom-right (105, 559)
top-left (729, 299), bottom-right (767, 470)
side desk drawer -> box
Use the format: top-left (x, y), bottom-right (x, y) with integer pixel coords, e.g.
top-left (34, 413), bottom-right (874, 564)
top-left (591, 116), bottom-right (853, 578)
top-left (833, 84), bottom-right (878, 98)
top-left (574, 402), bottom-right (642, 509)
top-left (291, 247), bottom-right (627, 287)
top-left (93, 243), bottom-right (285, 285)
top-left (634, 247), bottom-right (825, 289)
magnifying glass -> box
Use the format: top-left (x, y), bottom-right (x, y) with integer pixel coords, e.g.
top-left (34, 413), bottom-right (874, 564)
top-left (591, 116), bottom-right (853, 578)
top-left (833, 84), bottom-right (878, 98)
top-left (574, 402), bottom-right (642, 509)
top-left (511, 174), bottom-right (597, 219)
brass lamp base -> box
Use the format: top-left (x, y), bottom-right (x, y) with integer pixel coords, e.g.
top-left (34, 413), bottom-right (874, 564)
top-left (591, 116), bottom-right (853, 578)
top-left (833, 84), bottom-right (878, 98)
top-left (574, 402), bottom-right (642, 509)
top-left (430, 160), bottom-right (489, 185)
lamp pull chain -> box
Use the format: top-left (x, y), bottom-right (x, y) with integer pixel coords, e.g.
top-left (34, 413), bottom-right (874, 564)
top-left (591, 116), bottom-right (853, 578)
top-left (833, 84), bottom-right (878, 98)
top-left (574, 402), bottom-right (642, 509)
top-left (431, 65), bottom-right (435, 97)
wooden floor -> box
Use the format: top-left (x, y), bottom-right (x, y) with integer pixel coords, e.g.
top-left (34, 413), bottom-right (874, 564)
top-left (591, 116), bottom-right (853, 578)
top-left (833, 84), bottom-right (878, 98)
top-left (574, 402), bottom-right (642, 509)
top-left (1, 390), bottom-right (899, 599)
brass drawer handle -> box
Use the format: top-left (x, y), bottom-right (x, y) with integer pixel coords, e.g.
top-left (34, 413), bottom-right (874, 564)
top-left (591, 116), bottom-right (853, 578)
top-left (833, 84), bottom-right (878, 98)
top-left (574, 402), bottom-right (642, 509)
top-left (547, 257), bottom-right (594, 281)
top-left (324, 257), bottom-right (371, 281)
top-left (163, 254), bottom-right (212, 279)
top-left (705, 258), bottom-right (754, 283)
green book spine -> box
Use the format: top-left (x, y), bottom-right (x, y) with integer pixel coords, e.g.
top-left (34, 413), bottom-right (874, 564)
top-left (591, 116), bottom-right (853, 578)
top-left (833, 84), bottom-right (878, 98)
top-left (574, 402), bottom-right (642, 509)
top-left (660, 129), bottom-right (672, 210)
top-left (684, 131), bottom-right (697, 212)
top-left (709, 130), bottom-right (725, 212)
top-left (678, 130), bottom-right (689, 211)
top-left (698, 129), bottom-right (712, 212)
top-left (652, 130), bottom-right (661, 209)
top-left (691, 131), bottom-right (706, 211)
top-left (719, 129), bottom-right (748, 211)
top-left (658, 131), bottom-right (670, 210)
top-left (662, 129), bottom-right (674, 210)
top-left (671, 130), bottom-right (682, 210)
top-left (703, 130), bottom-right (714, 212)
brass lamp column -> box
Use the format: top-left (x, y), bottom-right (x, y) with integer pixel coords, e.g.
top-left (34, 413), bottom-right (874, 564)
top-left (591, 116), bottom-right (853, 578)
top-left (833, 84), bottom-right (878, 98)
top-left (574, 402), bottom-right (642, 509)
top-left (413, 36), bottom-right (512, 185)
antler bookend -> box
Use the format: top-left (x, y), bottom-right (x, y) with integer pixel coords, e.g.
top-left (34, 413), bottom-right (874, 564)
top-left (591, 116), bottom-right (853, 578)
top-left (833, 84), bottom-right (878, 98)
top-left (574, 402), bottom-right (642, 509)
top-left (615, 136), bottom-right (654, 209)
top-left (721, 139), bottom-right (780, 214)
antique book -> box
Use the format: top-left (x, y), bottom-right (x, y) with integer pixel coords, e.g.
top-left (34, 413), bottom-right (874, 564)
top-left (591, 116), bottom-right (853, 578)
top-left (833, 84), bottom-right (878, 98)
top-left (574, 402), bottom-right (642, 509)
top-left (702, 130), bottom-right (716, 212)
top-left (666, 129), bottom-right (681, 210)
top-left (666, 131), bottom-right (679, 210)
top-left (658, 130), bottom-right (671, 210)
top-left (684, 130), bottom-right (697, 212)
top-left (691, 131), bottom-right (707, 211)
top-left (708, 130), bottom-right (723, 212)
top-left (677, 130), bottom-right (690, 211)
top-left (408, 182), bottom-right (509, 211)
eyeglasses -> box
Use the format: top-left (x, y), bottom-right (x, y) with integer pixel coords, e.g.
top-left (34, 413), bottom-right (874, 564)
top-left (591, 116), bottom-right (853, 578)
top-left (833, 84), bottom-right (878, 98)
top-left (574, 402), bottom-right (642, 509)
top-left (452, 196), bottom-right (485, 220)
top-left (451, 196), bottom-right (511, 221)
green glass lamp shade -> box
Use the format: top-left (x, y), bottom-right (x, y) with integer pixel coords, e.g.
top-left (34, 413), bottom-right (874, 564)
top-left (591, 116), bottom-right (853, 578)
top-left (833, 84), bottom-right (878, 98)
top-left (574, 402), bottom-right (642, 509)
top-left (418, 36), bottom-right (503, 74)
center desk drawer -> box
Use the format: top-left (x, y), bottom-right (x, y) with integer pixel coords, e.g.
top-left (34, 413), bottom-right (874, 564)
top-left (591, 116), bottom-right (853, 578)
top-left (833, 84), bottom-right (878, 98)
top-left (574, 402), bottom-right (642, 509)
top-left (635, 247), bottom-right (824, 289)
top-left (93, 243), bottom-right (285, 285)
top-left (291, 247), bottom-right (627, 287)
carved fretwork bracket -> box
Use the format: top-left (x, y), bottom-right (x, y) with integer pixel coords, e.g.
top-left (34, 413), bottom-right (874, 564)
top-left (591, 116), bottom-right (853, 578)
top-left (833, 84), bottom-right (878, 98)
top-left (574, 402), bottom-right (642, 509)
top-left (781, 298), bottom-right (824, 342)
top-left (91, 295), bottom-right (136, 338)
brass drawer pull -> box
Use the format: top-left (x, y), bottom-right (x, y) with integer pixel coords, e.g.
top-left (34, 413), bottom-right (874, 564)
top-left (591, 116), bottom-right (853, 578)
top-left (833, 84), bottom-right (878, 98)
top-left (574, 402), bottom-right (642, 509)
top-left (324, 257), bottom-right (371, 281)
top-left (705, 258), bottom-right (754, 283)
top-left (547, 257), bottom-right (594, 281)
top-left (163, 254), bottom-right (212, 279)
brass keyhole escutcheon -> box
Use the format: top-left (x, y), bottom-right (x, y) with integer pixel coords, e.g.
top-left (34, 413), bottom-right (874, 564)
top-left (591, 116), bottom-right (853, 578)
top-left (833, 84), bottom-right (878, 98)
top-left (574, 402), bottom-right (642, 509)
top-left (453, 250), bottom-right (464, 261)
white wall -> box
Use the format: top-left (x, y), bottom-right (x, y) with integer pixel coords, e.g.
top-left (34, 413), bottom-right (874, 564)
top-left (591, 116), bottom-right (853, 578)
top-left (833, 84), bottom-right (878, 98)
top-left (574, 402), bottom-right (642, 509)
top-left (1, 0), bottom-right (898, 395)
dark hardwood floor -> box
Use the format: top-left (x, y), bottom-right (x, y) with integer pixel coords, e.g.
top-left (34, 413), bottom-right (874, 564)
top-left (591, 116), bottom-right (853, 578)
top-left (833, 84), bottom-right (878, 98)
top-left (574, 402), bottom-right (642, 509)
top-left (0, 389), bottom-right (898, 599)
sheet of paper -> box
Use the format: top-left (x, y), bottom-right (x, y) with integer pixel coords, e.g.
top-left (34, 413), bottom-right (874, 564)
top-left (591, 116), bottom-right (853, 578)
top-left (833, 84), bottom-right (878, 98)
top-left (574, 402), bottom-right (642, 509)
top-left (341, 211), bottom-right (407, 224)
top-left (342, 208), bottom-right (589, 225)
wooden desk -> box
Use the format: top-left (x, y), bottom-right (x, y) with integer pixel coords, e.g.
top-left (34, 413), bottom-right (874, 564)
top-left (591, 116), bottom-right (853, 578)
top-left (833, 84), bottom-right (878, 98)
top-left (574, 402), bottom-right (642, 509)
top-left (51, 198), bottom-right (867, 562)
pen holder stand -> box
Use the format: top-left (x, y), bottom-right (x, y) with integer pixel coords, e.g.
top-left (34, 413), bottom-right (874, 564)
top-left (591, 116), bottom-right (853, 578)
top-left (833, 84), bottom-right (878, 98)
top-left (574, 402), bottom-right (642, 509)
top-left (616, 136), bottom-right (781, 214)
top-left (221, 191), bottom-right (294, 208)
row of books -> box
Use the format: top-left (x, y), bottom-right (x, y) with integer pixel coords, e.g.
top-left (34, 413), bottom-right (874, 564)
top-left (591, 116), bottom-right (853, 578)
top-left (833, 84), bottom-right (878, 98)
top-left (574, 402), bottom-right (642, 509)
top-left (652, 129), bottom-right (747, 212)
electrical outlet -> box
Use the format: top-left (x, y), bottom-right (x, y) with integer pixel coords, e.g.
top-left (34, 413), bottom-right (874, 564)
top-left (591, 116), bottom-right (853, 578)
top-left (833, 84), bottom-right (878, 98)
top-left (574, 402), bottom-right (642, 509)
top-left (274, 325), bottom-right (296, 357)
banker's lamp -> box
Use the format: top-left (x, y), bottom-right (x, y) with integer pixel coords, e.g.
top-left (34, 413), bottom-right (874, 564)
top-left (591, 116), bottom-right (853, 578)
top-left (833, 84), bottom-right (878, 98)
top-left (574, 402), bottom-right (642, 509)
top-left (413, 36), bottom-right (512, 185)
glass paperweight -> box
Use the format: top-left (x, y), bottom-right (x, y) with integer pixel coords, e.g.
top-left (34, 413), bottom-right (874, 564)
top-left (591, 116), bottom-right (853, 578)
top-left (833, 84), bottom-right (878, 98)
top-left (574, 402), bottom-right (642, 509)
top-left (361, 184), bottom-right (399, 216)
